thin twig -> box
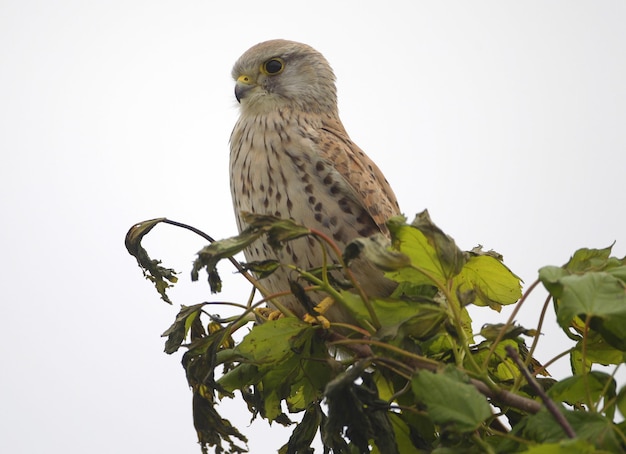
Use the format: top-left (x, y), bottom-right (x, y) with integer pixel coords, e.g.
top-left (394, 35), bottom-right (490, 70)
top-left (524, 293), bottom-right (552, 374)
top-left (328, 333), bottom-right (543, 414)
top-left (506, 345), bottom-right (576, 438)
top-left (482, 279), bottom-right (541, 370)
top-left (309, 227), bottom-right (381, 329)
top-left (163, 219), bottom-right (259, 288)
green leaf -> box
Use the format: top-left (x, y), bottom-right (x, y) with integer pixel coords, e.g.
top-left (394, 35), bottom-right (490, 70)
top-left (471, 339), bottom-right (524, 382)
top-left (539, 266), bottom-right (569, 298)
top-left (557, 272), bottom-right (626, 350)
top-left (218, 363), bottom-right (263, 394)
top-left (570, 331), bottom-right (625, 374)
top-left (225, 318), bottom-right (332, 422)
top-left (616, 386), bottom-right (626, 423)
top-left (410, 210), bottom-right (466, 278)
top-left (411, 367), bottom-right (491, 432)
top-left (453, 254), bottom-right (522, 311)
top-left (386, 220), bottom-right (448, 287)
top-left (522, 439), bottom-right (600, 453)
top-left (373, 413), bottom-right (415, 454)
top-left (564, 245), bottom-right (613, 273)
top-left (547, 371), bottom-right (615, 409)
top-left (235, 317), bottom-right (311, 364)
top-left (258, 362), bottom-right (300, 421)
top-left (606, 264), bottom-right (626, 282)
top-left (523, 408), bottom-right (621, 451)
top-left (340, 291), bottom-right (446, 340)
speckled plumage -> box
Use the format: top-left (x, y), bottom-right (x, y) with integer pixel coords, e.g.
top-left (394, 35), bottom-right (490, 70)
top-left (229, 40), bottom-right (400, 321)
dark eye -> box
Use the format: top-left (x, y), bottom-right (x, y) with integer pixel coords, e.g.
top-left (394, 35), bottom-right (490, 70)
top-left (262, 58), bottom-right (284, 75)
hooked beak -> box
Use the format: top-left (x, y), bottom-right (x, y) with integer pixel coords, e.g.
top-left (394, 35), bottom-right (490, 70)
top-left (234, 75), bottom-right (255, 103)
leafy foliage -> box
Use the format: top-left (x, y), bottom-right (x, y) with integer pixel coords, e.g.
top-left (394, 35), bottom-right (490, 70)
top-left (126, 211), bottom-right (626, 453)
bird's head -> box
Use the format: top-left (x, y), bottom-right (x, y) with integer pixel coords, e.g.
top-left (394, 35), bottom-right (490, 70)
top-left (231, 39), bottom-right (338, 115)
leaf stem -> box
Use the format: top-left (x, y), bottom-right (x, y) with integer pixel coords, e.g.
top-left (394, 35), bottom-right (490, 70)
top-left (525, 293), bottom-right (552, 373)
top-left (330, 338), bottom-right (543, 414)
top-left (309, 228), bottom-right (381, 329)
top-left (481, 279), bottom-right (541, 371)
top-left (582, 316), bottom-right (594, 411)
top-left (162, 218), bottom-right (262, 290)
top-left (407, 263), bottom-right (479, 370)
top-left (506, 345), bottom-right (576, 438)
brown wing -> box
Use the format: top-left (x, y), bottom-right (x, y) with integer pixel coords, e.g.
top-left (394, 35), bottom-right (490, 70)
top-left (317, 116), bottom-right (401, 234)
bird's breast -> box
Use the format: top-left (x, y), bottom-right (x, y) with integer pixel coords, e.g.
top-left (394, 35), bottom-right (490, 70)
top-left (230, 111), bottom-right (376, 250)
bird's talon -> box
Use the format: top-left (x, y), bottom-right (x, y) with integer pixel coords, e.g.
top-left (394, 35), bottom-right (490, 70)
top-left (314, 296), bottom-right (336, 315)
top-left (303, 313), bottom-right (331, 329)
top-left (256, 307), bottom-right (284, 321)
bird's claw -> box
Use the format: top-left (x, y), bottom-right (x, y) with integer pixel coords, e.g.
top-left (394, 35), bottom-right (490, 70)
top-left (255, 307), bottom-right (284, 321)
top-left (303, 296), bottom-right (335, 329)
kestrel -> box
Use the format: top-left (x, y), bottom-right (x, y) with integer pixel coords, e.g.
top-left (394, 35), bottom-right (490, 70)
top-left (230, 39), bottom-right (400, 322)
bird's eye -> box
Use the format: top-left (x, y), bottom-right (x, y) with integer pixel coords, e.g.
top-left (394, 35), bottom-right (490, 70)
top-left (261, 58), bottom-right (284, 75)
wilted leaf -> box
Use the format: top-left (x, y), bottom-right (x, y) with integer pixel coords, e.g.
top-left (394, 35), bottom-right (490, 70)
top-left (192, 391), bottom-right (248, 454)
top-left (192, 228), bottom-right (265, 292)
top-left (411, 367), bottom-right (491, 432)
top-left (240, 259), bottom-right (281, 278)
top-left (480, 323), bottom-right (537, 341)
top-left (241, 212), bottom-right (311, 250)
top-left (125, 218), bottom-right (178, 304)
top-left (161, 303), bottom-right (208, 354)
top-left (279, 404), bottom-right (322, 454)
top-left (468, 245), bottom-right (503, 261)
top-left (409, 210), bottom-right (466, 278)
top-left (324, 370), bottom-right (398, 454)
top-left (344, 234), bottom-right (411, 271)
top-left (125, 218), bottom-right (165, 256)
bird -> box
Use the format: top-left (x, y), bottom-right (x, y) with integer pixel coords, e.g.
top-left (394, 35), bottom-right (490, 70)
top-left (229, 39), bottom-right (400, 323)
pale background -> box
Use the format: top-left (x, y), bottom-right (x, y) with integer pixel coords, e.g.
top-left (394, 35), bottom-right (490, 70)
top-left (2, 1), bottom-right (625, 452)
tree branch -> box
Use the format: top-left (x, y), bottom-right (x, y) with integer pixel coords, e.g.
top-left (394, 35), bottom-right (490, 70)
top-left (325, 331), bottom-right (543, 415)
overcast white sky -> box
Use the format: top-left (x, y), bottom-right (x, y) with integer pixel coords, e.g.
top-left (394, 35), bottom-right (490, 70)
top-left (2, 1), bottom-right (625, 452)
